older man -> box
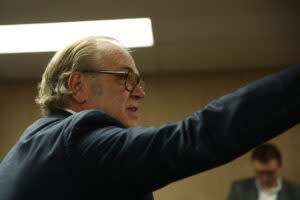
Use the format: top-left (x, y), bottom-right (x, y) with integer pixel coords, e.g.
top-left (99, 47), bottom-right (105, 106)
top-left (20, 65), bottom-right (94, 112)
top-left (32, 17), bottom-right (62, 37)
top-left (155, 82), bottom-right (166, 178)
top-left (0, 36), bottom-right (300, 200)
top-left (227, 143), bottom-right (300, 200)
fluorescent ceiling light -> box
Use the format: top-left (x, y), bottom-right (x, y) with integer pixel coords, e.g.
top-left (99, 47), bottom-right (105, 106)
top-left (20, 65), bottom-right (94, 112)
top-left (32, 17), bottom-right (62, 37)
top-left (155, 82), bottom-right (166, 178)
top-left (0, 18), bottom-right (154, 54)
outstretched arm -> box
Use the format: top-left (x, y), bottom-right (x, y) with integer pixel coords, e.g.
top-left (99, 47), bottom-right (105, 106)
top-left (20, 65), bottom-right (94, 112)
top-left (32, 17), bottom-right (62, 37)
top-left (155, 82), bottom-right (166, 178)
top-left (70, 64), bottom-right (300, 192)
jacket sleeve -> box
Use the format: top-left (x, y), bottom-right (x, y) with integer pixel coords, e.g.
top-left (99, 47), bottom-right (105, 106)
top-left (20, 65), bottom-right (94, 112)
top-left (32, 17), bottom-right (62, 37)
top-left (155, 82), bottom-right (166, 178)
top-left (68, 64), bottom-right (300, 193)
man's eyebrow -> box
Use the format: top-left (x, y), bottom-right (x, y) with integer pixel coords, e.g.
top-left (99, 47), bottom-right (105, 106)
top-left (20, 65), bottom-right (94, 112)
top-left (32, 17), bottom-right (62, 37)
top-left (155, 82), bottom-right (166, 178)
top-left (119, 66), bottom-right (131, 71)
top-left (119, 66), bottom-right (140, 76)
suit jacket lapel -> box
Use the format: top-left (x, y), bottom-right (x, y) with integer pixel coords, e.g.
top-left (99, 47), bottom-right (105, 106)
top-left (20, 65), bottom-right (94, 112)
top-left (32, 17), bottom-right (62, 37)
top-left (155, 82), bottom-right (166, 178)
top-left (248, 180), bottom-right (258, 200)
top-left (277, 181), bottom-right (287, 200)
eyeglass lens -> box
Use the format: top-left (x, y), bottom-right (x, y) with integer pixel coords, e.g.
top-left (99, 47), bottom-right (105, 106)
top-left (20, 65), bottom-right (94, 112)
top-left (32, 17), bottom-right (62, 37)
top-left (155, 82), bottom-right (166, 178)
top-left (256, 170), bottom-right (276, 176)
top-left (125, 70), bottom-right (143, 92)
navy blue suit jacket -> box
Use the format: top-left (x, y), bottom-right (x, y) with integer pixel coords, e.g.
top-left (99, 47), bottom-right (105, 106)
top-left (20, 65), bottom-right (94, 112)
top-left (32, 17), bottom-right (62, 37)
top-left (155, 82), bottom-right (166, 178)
top-left (1, 64), bottom-right (300, 200)
top-left (227, 178), bottom-right (300, 200)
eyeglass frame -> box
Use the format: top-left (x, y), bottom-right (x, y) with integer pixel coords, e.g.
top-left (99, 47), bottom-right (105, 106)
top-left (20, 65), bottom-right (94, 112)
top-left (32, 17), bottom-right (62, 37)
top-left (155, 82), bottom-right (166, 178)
top-left (80, 68), bottom-right (144, 93)
top-left (254, 169), bottom-right (277, 176)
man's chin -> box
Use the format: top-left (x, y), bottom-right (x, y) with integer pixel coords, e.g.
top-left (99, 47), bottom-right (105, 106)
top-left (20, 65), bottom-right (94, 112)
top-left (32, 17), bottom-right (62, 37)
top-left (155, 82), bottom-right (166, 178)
top-left (125, 119), bottom-right (138, 128)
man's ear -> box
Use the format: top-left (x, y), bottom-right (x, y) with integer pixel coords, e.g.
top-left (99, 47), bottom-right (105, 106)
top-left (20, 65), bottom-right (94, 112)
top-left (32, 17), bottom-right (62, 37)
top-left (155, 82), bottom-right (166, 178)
top-left (68, 72), bottom-right (86, 104)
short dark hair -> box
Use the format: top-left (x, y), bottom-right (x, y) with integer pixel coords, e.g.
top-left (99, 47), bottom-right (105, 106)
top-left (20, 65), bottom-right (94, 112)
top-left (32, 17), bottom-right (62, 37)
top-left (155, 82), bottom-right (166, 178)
top-left (251, 143), bottom-right (282, 165)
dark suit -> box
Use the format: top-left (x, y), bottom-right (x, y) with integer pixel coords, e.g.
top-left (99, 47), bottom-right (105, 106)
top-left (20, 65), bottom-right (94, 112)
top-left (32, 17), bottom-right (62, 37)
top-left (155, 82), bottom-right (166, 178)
top-left (1, 64), bottom-right (300, 200)
top-left (227, 178), bottom-right (300, 200)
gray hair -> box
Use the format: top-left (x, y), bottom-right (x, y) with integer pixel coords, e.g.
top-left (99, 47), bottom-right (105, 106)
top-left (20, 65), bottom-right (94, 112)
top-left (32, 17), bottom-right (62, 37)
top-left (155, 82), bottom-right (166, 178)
top-left (35, 36), bottom-right (128, 116)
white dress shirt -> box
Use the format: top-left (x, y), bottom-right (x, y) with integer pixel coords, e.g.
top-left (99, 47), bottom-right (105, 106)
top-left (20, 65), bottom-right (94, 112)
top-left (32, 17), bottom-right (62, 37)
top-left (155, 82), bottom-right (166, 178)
top-left (256, 178), bottom-right (282, 200)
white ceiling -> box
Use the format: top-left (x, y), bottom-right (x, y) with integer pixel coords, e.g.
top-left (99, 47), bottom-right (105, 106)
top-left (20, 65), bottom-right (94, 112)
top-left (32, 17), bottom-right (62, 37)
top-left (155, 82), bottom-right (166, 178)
top-left (0, 0), bottom-right (299, 80)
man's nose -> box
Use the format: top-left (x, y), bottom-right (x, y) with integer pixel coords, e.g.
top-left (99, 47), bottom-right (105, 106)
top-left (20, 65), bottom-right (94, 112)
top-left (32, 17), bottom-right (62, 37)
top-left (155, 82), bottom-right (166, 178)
top-left (131, 85), bottom-right (145, 99)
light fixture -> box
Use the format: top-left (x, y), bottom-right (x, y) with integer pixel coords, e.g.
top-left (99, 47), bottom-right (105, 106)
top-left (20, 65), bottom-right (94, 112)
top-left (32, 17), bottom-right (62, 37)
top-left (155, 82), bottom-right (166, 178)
top-left (0, 18), bottom-right (154, 54)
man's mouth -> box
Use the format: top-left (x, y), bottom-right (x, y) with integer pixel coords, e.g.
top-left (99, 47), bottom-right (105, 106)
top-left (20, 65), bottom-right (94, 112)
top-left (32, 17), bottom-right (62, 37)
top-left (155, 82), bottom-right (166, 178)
top-left (127, 105), bottom-right (139, 119)
top-left (127, 107), bottom-right (138, 112)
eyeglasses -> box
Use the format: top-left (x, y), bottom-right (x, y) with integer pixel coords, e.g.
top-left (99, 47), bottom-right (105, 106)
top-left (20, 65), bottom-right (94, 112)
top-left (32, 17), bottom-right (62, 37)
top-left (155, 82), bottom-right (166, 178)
top-left (80, 68), bottom-right (144, 92)
top-left (255, 170), bottom-right (276, 176)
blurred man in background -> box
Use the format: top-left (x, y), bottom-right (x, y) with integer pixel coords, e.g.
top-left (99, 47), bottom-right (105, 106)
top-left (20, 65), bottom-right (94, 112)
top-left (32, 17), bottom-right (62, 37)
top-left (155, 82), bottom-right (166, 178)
top-left (227, 143), bottom-right (300, 200)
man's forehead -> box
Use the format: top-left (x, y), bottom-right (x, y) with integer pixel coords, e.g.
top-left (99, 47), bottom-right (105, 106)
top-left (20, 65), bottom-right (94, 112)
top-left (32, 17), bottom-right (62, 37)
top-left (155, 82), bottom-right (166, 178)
top-left (93, 41), bottom-right (139, 74)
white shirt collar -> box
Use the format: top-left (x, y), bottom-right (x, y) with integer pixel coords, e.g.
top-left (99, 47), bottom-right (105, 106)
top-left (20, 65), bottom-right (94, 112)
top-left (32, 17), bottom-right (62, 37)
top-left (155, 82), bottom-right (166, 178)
top-left (256, 177), bottom-right (282, 194)
top-left (63, 108), bottom-right (76, 115)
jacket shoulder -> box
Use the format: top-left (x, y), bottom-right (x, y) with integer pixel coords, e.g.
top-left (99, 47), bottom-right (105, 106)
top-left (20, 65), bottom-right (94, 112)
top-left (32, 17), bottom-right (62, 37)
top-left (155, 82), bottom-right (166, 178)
top-left (232, 177), bottom-right (256, 188)
top-left (282, 179), bottom-right (300, 191)
top-left (71, 109), bottom-right (125, 128)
